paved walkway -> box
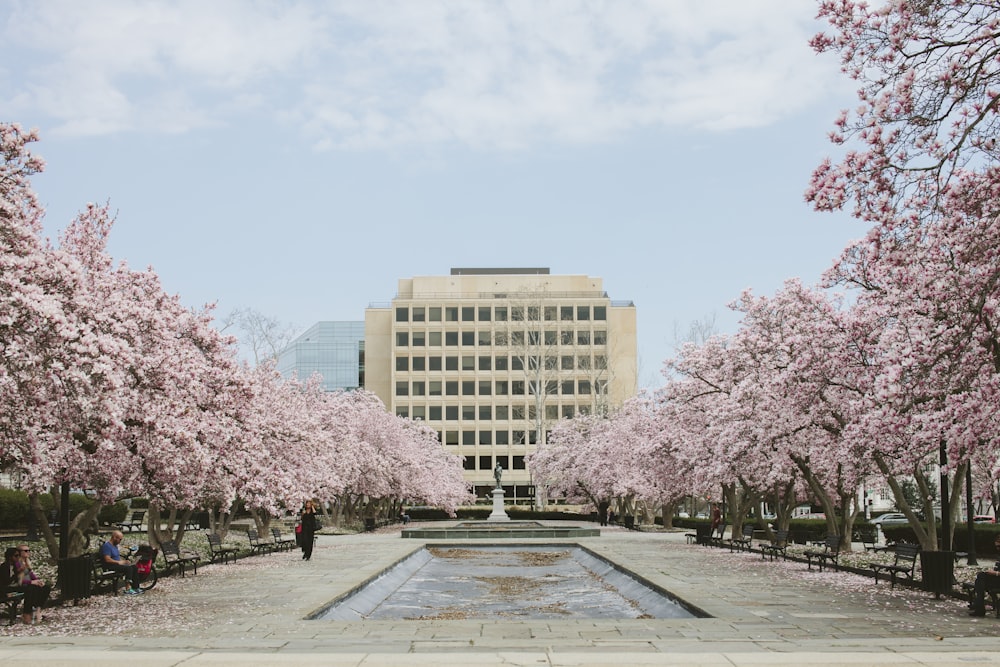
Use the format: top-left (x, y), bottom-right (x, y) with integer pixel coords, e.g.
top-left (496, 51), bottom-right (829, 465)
top-left (1, 525), bottom-right (999, 666)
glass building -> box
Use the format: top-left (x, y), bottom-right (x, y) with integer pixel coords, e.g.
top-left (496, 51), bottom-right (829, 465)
top-left (276, 321), bottom-right (365, 391)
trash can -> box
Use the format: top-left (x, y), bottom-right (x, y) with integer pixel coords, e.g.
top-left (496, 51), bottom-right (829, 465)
top-left (624, 515), bottom-right (635, 530)
top-left (921, 550), bottom-right (955, 597)
top-left (58, 554), bottom-right (93, 602)
top-left (364, 518), bottom-right (376, 532)
top-left (695, 524), bottom-right (711, 545)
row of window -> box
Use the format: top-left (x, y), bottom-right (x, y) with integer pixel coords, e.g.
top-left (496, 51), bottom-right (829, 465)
top-left (463, 455), bottom-right (527, 471)
top-left (395, 354), bottom-right (607, 373)
top-left (396, 304), bottom-right (608, 323)
top-left (399, 403), bottom-right (593, 421)
top-left (394, 328), bottom-right (608, 347)
top-left (395, 378), bottom-right (607, 397)
top-left (427, 429), bottom-right (552, 446)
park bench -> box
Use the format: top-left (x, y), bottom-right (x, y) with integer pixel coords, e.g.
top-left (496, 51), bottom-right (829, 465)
top-left (3, 589), bottom-right (24, 625)
top-left (247, 529), bottom-right (274, 556)
top-left (271, 527), bottom-right (296, 551)
top-left (759, 529), bottom-right (789, 562)
top-left (855, 524), bottom-right (884, 552)
top-left (116, 510), bottom-right (145, 533)
top-left (869, 543), bottom-right (920, 589)
top-left (708, 524), bottom-right (728, 548)
top-left (804, 534), bottom-right (841, 571)
top-left (91, 551), bottom-right (129, 595)
top-left (206, 533), bottom-right (238, 564)
top-left (729, 524), bottom-right (755, 552)
top-left (159, 540), bottom-right (200, 577)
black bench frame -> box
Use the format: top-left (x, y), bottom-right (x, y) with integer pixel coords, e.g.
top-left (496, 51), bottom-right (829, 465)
top-left (729, 524), bottom-right (755, 552)
top-left (962, 579), bottom-right (1000, 617)
top-left (760, 529), bottom-right (789, 562)
top-left (869, 543), bottom-right (920, 589)
top-left (160, 540), bottom-right (200, 577)
top-left (247, 529), bottom-right (274, 556)
top-left (116, 510), bottom-right (146, 533)
top-left (206, 533), bottom-right (238, 564)
top-left (804, 535), bottom-right (841, 571)
top-left (271, 527), bottom-right (296, 551)
top-left (3, 589), bottom-right (24, 625)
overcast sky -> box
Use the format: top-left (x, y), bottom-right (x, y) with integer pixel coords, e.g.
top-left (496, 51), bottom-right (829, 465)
top-left (2, 1), bottom-right (863, 388)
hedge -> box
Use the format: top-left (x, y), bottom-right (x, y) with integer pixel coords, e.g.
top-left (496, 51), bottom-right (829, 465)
top-left (0, 488), bottom-right (126, 529)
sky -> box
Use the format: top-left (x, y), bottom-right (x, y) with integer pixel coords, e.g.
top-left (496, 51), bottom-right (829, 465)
top-left (1, 1), bottom-right (864, 388)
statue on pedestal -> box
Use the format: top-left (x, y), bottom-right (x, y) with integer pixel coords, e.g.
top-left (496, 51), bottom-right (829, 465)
top-left (493, 462), bottom-right (503, 489)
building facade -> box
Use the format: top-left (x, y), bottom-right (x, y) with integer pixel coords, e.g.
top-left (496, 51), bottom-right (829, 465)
top-left (365, 268), bottom-right (638, 502)
top-left (276, 321), bottom-right (366, 391)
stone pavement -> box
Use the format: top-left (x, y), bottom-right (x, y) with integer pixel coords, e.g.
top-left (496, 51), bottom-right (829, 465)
top-left (1, 524), bottom-right (999, 666)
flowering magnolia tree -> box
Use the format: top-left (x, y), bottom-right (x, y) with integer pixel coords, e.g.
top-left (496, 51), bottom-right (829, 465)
top-left (0, 122), bottom-right (469, 557)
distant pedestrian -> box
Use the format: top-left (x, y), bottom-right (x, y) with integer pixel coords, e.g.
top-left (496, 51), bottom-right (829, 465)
top-left (300, 500), bottom-right (318, 561)
top-left (598, 500), bottom-right (609, 527)
top-left (710, 504), bottom-right (722, 533)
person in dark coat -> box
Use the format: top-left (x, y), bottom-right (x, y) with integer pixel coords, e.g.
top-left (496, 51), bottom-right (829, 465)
top-left (969, 534), bottom-right (1000, 616)
top-left (300, 500), bottom-right (318, 561)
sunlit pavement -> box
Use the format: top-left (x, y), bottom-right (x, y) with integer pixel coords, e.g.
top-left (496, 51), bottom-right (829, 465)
top-left (1, 525), bottom-right (999, 666)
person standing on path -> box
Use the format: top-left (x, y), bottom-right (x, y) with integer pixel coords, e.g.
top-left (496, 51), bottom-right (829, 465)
top-left (300, 500), bottom-right (318, 561)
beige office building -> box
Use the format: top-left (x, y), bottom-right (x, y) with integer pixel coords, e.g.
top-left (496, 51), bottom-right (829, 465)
top-left (365, 268), bottom-right (637, 502)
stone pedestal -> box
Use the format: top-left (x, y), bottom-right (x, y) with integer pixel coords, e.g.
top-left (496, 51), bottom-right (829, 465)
top-left (487, 488), bottom-right (510, 522)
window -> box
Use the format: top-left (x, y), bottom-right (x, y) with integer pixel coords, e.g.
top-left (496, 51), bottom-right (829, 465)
top-left (428, 331), bottom-right (442, 346)
top-left (445, 307), bottom-right (459, 322)
top-left (494, 331), bottom-right (508, 346)
top-left (579, 380), bottom-right (591, 394)
top-left (446, 405), bottom-right (459, 420)
top-left (429, 380), bottom-right (442, 396)
top-left (479, 431), bottom-right (492, 445)
top-left (561, 330), bottom-right (573, 345)
top-left (429, 307), bottom-right (442, 322)
top-left (561, 405), bottom-right (574, 418)
top-left (429, 356), bottom-right (442, 371)
top-left (412, 405), bottom-right (425, 419)
top-left (577, 331), bottom-right (591, 345)
top-left (512, 380), bottom-right (525, 395)
top-left (396, 406), bottom-right (408, 417)
top-left (527, 306), bottom-right (540, 320)
top-left (446, 381), bottom-right (458, 396)
top-left (396, 356), bottom-right (408, 371)
top-left (545, 405), bottom-right (558, 419)
top-left (561, 306), bottom-right (573, 321)
top-left (495, 380), bottom-right (508, 395)
top-left (395, 381), bottom-right (408, 396)
top-left (478, 356), bottom-right (491, 371)
top-left (446, 331), bottom-right (459, 346)
top-left (412, 307), bottom-right (425, 322)
top-left (495, 405), bottom-right (509, 419)
top-left (495, 306), bottom-right (507, 321)
top-left (462, 306), bottom-right (475, 321)
top-left (512, 306), bottom-right (524, 321)
top-left (596, 380), bottom-right (608, 394)
top-left (462, 355), bottom-right (475, 370)
top-left (512, 455), bottom-right (525, 470)
top-left (463, 405), bottom-right (476, 420)
top-left (595, 355), bottom-right (607, 369)
top-left (593, 330), bottom-right (607, 346)
top-left (429, 405), bottom-right (442, 420)
top-left (445, 430), bottom-right (458, 445)
top-left (513, 430), bottom-right (525, 444)
top-left (478, 306), bottom-right (491, 321)
top-left (478, 380), bottom-right (491, 396)
top-left (395, 307), bottom-right (408, 322)
top-left (578, 355), bottom-right (591, 370)
top-left (446, 356), bottom-right (458, 371)
top-left (545, 380), bottom-right (558, 395)
top-left (463, 456), bottom-right (475, 470)
top-left (544, 330), bottom-right (557, 345)
top-left (413, 381), bottom-right (425, 396)
top-left (577, 305), bottom-right (590, 320)
top-left (396, 332), bottom-right (408, 346)
top-left (495, 430), bottom-right (509, 445)
top-left (462, 331), bottom-right (475, 346)
top-left (495, 356), bottom-right (508, 370)
top-left (478, 331), bottom-right (491, 346)
top-left (545, 355), bottom-right (558, 370)
top-left (511, 331), bottom-right (524, 345)
top-left (561, 380), bottom-right (574, 395)
top-left (412, 331), bottom-right (425, 346)
top-left (412, 356), bottom-right (425, 371)
top-left (478, 455), bottom-right (491, 470)
top-left (465, 431), bottom-right (477, 446)
top-left (544, 306), bottom-right (557, 321)
top-left (511, 356), bottom-right (524, 371)
top-left (594, 305), bottom-right (606, 320)
top-left (462, 380), bottom-right (475, 395)
top-left (561, 356), bottom-right (574, 370)
top-left (512, 405), bottom-right (525, 420)
top-left (479, 405), bottom-right (491, 420)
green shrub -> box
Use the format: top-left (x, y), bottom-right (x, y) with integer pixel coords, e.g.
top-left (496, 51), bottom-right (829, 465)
top-left (0, 488), bottom-right (30, 527)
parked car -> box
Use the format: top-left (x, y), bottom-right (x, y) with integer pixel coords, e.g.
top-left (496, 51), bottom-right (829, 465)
top-left (871, 512), bottom-right (908, 525)
top-left (973, 515), bottom-right (996, 523)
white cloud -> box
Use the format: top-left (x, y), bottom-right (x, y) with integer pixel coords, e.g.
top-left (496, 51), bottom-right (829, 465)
top-left (1, 0), bottom-right (845, 148)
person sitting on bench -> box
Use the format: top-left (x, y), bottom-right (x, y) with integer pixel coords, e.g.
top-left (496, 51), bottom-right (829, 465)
top-left (969, 534), bottom-right (1000, 616)
top-left (100, 530), bottom-right (143, 595)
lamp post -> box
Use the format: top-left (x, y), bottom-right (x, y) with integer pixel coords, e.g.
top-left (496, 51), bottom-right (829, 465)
top-left (966, 463), bottom-right (978, 566)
